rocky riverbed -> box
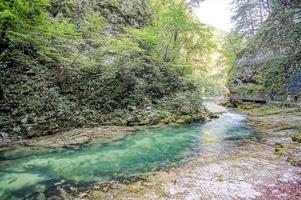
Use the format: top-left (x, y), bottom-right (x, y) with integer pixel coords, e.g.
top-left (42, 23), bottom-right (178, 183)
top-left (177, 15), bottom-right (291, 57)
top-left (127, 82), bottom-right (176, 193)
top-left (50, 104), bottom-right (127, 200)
top-left (82, 104), bottom-right (301, 200)
top-left (239, 103), bottom-right (301, 167)
top-left (1, 103), bottom-right (301, 200)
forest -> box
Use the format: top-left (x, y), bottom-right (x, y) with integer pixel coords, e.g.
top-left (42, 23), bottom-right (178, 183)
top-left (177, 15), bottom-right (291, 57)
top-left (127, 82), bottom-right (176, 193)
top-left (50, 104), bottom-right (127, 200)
top-left (0, 0), bottom-right (227, 137)
top-left (0, 0), bottom-right (301, 199)
top-left (1, 0), bottom-right (299, 138)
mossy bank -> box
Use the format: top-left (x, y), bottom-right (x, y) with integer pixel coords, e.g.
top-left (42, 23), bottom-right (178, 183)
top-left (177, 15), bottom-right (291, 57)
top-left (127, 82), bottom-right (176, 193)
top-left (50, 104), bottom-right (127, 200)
top-left (236, 102), bottom-right (301, 166)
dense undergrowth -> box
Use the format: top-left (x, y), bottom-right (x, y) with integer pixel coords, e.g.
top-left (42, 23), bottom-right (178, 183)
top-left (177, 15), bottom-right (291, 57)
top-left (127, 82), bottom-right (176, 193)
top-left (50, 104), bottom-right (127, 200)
top-left (0, 0), bottom-right (223, 137)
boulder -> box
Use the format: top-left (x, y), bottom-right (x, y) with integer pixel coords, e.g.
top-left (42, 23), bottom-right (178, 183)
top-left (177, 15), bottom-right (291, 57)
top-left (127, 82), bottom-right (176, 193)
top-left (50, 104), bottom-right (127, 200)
top-left (0, 132), bottom-right (8, 139)
top-left (138, 117), bottom-right (150, 126)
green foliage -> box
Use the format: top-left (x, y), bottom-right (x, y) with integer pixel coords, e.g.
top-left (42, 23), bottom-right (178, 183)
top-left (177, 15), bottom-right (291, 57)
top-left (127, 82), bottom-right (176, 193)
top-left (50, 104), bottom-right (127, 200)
top-left (128, 27), bottom-right (160, 55)
top-left (159, 91), bottom-right (204, 115)
top-left (0, 0), bottom-right (219, 137)
top-left (228, 1), bottom-right (301, 98)
top-left (0, 0), bottom-right (49, 48)
top-left (0, 0), bottom-right (78, 64)
top-left (222, 31), bottom-right (245, 89)
top-left (259, 55), bottom-right (288, 95)
top-left (233, 83), bottom-right (267, 95)
top-left (139, 0), bottom-right (216, 66)
top-left (222, 32), bottom-right (245, 69)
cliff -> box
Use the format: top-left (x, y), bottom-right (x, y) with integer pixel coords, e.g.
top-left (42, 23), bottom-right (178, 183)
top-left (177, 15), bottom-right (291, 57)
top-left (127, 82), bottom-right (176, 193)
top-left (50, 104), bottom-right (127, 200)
top-left (228, 2), bottom-right (301, 102)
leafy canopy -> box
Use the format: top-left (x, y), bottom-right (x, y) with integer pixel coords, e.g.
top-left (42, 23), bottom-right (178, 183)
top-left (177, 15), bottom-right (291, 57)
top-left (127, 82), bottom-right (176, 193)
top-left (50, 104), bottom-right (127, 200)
top-left (0, 0), bottom-right (77, 62)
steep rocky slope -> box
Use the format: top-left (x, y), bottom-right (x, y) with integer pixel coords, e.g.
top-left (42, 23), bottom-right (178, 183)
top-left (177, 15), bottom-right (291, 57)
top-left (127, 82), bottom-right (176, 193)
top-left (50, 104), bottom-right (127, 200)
top-left (50, 0), bottom-right (149, 35)
top-left (0, 0), bottom-right (148, 138)
top-left (0, 0), bottom-right (208, 139)
top-left (228, 2), bottom-right (301, 101)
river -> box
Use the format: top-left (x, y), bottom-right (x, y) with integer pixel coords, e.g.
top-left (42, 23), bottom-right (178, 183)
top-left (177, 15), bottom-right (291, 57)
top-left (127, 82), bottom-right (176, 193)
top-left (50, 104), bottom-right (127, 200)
top-left (0, 106), bottom-right (300, 200)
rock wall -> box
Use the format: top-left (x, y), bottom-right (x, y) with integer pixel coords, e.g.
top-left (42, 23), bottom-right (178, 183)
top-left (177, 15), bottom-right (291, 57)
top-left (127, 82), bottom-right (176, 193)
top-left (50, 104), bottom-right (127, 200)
top-left (50, 0), bottom-right (149, 35)
top-left (228, 3), bottom-right (301, 100)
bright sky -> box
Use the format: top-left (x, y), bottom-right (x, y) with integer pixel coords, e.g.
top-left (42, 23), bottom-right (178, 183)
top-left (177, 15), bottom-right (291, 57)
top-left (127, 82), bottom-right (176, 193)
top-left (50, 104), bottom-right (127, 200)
top-left (193, 0), bottom-right (233, 31)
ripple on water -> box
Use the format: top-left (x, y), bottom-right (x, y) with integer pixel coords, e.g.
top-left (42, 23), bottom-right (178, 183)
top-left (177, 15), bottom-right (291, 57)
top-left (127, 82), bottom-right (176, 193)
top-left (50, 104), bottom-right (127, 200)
top-left (0, 112), bottom-right (256, 199)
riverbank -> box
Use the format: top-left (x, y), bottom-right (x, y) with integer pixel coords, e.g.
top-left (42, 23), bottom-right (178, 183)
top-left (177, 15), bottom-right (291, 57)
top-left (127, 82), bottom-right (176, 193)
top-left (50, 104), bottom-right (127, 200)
top-left (1, 104), bottom-right (300, 200)
top-left (236, 102), bottom-right (301, 166)
top-left (0, 123), bottom-right (192, 158)
top-left (0, 110), bottom-right (218, 154)
top-left (31, 107), bottom-right (301, 200)
top-left (86, 104), bottom-right (300, 200)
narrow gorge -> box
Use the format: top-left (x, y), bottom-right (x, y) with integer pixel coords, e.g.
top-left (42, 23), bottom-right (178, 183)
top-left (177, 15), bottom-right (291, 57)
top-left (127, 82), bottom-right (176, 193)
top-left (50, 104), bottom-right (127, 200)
top-left (0, 0), bottom-right (300, 199)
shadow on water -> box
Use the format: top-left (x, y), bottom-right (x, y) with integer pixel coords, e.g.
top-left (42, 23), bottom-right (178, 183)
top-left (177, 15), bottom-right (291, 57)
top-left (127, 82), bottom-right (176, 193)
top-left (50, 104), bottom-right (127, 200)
top-left (0, 112), bottom-right (257, 199)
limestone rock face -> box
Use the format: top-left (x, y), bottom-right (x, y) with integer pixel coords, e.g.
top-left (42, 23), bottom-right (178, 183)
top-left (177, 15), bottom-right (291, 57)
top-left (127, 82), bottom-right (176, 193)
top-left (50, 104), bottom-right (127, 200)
top-left (50, 0), bottom-right (149, 35)
top-left (228, 4), bottom-right (301, 100)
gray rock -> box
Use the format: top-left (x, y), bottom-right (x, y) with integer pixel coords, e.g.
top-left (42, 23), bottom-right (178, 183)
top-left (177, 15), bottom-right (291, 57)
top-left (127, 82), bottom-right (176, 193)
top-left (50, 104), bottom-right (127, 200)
top-left (0, 132), bottom-right (10, 144)
top-left (128, 105), bottom-right (137, 111)
top-left (36, 193), bottom-right (46, 200)
top-left (35, 185), bottom-right (46, 193)
top-left (27, 69), bottom-right (36, 76)
top-left (21, 116), bottom-right (28, 124)
top-left (13, 127), bottom-right (21, 133)
top-left (0, 132), bottom-right (8, 139)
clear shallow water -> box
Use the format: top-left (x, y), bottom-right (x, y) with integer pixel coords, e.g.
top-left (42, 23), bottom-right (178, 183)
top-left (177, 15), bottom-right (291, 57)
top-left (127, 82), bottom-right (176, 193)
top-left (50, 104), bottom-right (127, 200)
top-left (0, 112), bottom-right (256, 199)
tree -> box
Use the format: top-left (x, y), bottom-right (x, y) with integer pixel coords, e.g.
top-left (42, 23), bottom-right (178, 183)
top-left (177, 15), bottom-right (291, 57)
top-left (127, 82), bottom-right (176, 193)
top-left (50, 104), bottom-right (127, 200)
top-left (0, 0), bottom-right (77, 61)
top-left (222, 31), bottom-right (245, 74)
top-left (231, 0), bottom-right (271, 38)
top-left (0, 0), bottom-right (50, 54)
top-left (187, 0), bottom-right (204, 10)
top-left (144, 0), bottom-right (215, 66)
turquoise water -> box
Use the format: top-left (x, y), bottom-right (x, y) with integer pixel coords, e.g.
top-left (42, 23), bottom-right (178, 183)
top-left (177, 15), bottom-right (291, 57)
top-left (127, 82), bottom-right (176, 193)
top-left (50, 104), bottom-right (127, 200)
top-left (0, 112), bottom-right (255, 199)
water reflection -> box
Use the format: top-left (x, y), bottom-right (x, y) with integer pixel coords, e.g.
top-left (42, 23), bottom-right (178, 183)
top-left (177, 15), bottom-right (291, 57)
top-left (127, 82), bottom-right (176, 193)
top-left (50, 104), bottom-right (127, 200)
top-left (0, 112), bottom-right (255, 199)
